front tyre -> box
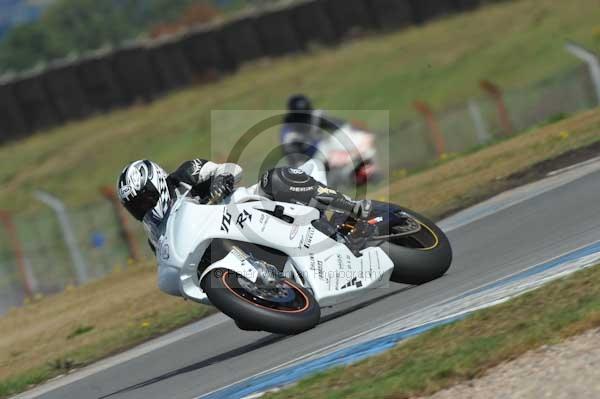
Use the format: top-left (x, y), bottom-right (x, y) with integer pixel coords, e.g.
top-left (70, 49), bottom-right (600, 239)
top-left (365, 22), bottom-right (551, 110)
top-left (374, 203), bottom-right (452, 285)
top-left (202, 269), bottom-right (321, 335)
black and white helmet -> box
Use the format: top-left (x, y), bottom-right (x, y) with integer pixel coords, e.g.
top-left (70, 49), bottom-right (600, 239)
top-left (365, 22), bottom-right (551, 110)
top-left (287, 94), bottom-right (313, 112)
top-left (117, 160), bottom-right (171, 221)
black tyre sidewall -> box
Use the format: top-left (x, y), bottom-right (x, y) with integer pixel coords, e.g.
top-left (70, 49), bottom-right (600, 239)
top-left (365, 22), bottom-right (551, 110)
top-left (202, 269), bottom-right (321, 335)
top-left (378, 205), bottom-right (452, 285)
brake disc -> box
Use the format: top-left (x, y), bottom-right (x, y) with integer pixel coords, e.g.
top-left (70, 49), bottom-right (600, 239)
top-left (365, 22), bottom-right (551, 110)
top-left (237, 273), bottom-right (296, 304)
top-left (373, 214), bottom-right (421, 240)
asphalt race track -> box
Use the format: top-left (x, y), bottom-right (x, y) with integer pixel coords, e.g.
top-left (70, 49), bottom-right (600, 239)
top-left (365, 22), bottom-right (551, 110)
top-left (20, 161), bottom-right (600, 399)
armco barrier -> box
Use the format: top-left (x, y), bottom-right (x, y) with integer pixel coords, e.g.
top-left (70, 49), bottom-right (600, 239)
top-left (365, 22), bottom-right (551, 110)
top-left (181, 25), bottom-right (236, 79)
top-left (456, 0), bottom-right (482, 11)
top-left (77, 51), bottom-right (125, 112)
top-left (0, 80), bottom-right (27, 142)
top-left (408, 0), bottom-right (462, 23)
top-left (290, 0), bottom-right (339, 45)
top-left (43, 59), bottom-right (90, 120)
top-left (12, 71), bottom-right (62, 132)
top-left (323, 0), bottom-right (376, 37)
top-left (366, 0), bottom-right (415, 30)
top-left (112, 43), bottom-right (162, 103)
top-left (219, 14), bottom-right (264, 66)
top-left (147, 37), bottom-right (193, 91)
top-left (255, 5), bottom-right (303, 56)
top-left (0, 0), bottom-right (507, 143)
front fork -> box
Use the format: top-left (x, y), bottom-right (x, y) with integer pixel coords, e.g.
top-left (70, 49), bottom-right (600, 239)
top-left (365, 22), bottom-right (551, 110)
top-left (239, 247), bottom-right (282, 287)
top-left (220, 244), bottom-right (282, 286)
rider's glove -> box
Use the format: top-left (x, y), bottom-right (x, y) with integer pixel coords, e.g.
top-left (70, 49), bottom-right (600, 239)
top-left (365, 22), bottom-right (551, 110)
top-left (314, 193), bottom-right (372, 221)
top-left (209, 174), bottom-right (234, 202)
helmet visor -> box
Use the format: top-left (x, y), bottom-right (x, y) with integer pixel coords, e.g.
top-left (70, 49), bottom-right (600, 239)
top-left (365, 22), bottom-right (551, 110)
top-left (123, 186), bottom-right (160, 221)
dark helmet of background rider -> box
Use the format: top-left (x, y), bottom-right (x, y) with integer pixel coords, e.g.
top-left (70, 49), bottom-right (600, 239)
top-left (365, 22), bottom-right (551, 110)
top-left (285, 94), bottom-right (313, 125)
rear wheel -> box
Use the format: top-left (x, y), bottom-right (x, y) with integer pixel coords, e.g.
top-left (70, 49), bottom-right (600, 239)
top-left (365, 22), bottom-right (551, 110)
top-left (373, 204), bottom-right (452, 285)
top-left (202, 268), bottom-right (321, 335)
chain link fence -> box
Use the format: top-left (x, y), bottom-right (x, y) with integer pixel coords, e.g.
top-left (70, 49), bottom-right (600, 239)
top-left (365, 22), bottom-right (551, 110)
top-left (388, 65), bottom-right (597, 171)
top-left (0, 198), bottom-right (147, 314)
top-left (0, 64), bottom-right (598, 314)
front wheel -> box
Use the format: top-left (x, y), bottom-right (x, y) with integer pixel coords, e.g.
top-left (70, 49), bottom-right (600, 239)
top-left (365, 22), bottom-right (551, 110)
top-left (371, 202), bottom-right (452, 285)
top-left (202, 268), bottom-right (321, 335)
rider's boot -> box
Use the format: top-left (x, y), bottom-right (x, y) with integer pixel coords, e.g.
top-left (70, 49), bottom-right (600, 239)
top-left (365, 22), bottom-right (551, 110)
top-left (310, 189), bottom-right (375, 253)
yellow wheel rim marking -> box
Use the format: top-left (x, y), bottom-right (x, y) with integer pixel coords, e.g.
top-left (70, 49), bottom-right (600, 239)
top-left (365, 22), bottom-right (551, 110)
top-left (416, 222), bottom-right (439, 251)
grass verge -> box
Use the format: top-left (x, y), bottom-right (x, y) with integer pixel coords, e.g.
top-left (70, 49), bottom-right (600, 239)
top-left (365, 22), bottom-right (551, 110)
top-left (0, 263), bottom-right (216, 398)
top-left (265, 263), bottom-right (600, 399)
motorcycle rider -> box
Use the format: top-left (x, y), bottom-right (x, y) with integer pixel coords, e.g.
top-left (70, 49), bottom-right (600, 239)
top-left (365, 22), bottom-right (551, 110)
top-left (117, 159), bottom-right (372, 296)
top-left (280, 94), bottom-right (349, 167)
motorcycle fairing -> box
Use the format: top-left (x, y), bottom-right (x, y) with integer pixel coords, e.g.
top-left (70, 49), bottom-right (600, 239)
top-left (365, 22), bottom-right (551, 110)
top-left (160, 192), bottom-right (393, 307)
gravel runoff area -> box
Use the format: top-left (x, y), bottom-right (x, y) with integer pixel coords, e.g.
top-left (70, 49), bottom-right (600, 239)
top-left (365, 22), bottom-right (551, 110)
top-left (424, 328), bottom-right (600, 399)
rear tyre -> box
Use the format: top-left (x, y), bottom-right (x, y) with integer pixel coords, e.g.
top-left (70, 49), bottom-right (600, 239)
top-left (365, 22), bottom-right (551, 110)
top-left (234, 320), bottom-right (261, 332)
top-left (202, 268), bottom-right (321, 335)
top-left (377, 205), bottom-right (452, 285)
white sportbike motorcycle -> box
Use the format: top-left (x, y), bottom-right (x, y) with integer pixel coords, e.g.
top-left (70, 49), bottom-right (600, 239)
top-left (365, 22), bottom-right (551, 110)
top-left (159, 161), bottom-right (452, 335)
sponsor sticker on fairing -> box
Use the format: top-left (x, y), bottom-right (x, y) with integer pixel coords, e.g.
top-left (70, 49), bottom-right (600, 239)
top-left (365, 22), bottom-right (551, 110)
top-left (236, 210), bottom-right (253, 229)
top-left (289, 224), bottom-right (300, 240)
top-left (303, 226), bottom-right (315, 249)
top-left (160, 242), bottom-right (169, 260)
top-left (259, 213), bottom-right (270, 232)
top-left (220, 208), bottom-right (232, 232)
